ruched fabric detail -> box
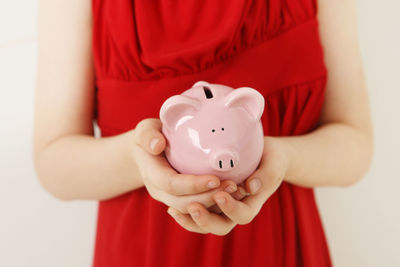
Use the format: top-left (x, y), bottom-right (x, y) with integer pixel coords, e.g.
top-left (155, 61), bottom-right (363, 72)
top-left (93, 0), bottom-right (317, 81)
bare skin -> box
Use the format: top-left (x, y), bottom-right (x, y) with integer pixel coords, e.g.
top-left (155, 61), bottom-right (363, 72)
top-left (34, 0), bottom-right (372, 235)
top-left (34, 0), bottom-right (241, 213)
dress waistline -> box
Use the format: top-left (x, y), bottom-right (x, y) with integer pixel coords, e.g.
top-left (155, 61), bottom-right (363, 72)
top-left (95, 19), bottom-right (326, 135)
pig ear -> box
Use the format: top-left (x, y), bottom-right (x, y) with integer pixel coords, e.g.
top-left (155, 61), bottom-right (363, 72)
top-left (192, 80), bottom-right (211, 88)
top-left (224, 87), bottom-right (265, 121)
top-left (160, 95), bottom-right (200, 131)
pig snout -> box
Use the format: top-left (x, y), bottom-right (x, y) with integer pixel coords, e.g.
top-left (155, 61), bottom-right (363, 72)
top-left (210, 150), bottom-right (239, 172)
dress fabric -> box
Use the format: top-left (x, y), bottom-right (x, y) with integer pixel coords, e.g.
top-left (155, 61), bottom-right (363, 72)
top-left (92, 0), bottom-right (332, 266)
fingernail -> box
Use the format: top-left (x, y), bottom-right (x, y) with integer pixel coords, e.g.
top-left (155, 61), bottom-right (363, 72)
top-left (150, 138), bottom-right (159, 152)
top-left (250, 178), bottom-right (261, 194)
top-left (216, 197), bottom-right (226, 205)
top-left (224, 185), bottom-right (237, 194)
top-left (189, 209), bottom-right (200, 219)
top-left (238, 187), bottom-right (247, 196)
top-left (207, 180), bottom-right (219, 189)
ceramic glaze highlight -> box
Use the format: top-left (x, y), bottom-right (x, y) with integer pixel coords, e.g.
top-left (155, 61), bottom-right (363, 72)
top-left (159, 81), bottom-right (265, 184)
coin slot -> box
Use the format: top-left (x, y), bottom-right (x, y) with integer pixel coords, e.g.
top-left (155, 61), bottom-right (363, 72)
top-left (203, 86), bottom-right (213, 99)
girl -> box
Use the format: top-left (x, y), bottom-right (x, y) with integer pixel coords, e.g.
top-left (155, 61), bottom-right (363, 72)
top-left (34, 0), bottom-right (373, 266)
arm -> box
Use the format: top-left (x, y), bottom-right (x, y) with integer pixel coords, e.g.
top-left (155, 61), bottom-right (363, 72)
top-left (167, 0), bottom-right (374, 235)
top-left (33, 0), bottom-right (143, 200)
top-left (278, 0), bottom-right (373, 187)
top-left (33, 0), bottom-right (225, 204)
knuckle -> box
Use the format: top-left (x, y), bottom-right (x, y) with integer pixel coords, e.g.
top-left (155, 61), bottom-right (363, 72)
top-left (165, 175), bottom-right (179, 195)
top-left (237, 216), bottom-right (252, 225)
top-left (223, 205), bottom-right (235, 215)
top-left (139, 118), bottom-right (161, 131)
top-left (147, 118), bottom-right (161, 126)
top-left (189, 175), bottom-right (201, 191)
top-left (133, 129), bottom-right (145, 145)
top-left (222, 199), bottom-right (235, 213)
top-left (139, 118), bottom-right (154, 127)
top-left (135, 119), bottom-right (149, 133)
top-left (134, 119), bottom-right (159, 143)
top-left (171, 197), bottom-right (188, 214)
top-left (196, 195), bottom-right (214, 209)
top-left (176, 205), bottom-right (187, 214)
top-left (197, 219), bottom-right (208, 228)
top-left (215, 228), bottom-right (232, 236)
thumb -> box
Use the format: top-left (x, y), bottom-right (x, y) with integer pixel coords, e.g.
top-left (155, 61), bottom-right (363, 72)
top-left (134, 118), bottom-right (166, 155)
top-left (245, 176), bottom-right (262, 195)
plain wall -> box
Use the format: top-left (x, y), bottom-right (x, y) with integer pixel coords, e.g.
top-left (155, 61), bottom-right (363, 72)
top-left (0, 1), bottom-right (398, 266)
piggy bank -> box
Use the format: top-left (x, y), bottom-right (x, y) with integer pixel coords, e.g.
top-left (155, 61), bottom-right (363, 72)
top-left (159, 81), bottom-right (265, 184)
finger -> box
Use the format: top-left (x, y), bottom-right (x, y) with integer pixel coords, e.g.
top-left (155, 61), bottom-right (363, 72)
top-left (134, 118), bottom-right (166, 155)
top-left (245, 177), bottom-right (263, 195)
top-left (164, 172), bottom-right (222, 196)
top-left (238, 169), bottom-right (282, 215)
top-left (245, 169), bottom-right (283, 196)
top-left (167, 208), bottom-right (207, 234)
top-left (177, 180), bottom-right (237, 209)
top-left (159, 180), bottom-right (238, 213)
top-left (208, 185), bottom-right (245, 214)
top-left (208, 184), bottom-right (245, 213)
top-left (231, 186), bottom-right (248, 200)
top-left (245, 148), bottom-right (284, 195)
top-left (208, 204), bottom-right (223, 214)
top-left (212, 159), bottom-right (284, 224)
top-left (218, 178), bottom-right (280, 224)
top-left (198, 183), bottom-right (239, 214)
top-left (161, 170), bottom-right (222, 196)
top-left (213, 191), bottom-right (256, 225)
top-left (187, 202), bottom-right (235, 236)
top-left (136, 147), bottom-right (221, 195)
top-left (146, 181), bottom-right (236, 214)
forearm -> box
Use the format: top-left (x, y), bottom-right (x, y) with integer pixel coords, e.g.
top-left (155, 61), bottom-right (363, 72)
top-left (276, 122), bottom-right (373, 187)
top-left (33, 130), bottom-right (144, 201)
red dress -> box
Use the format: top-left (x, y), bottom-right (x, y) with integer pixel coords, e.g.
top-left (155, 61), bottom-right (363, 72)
top-left (92, 0), bottom-right (332, 266)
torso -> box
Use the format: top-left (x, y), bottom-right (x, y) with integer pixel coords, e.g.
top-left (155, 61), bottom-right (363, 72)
top-left (92, 1), bottom-right (332, 266)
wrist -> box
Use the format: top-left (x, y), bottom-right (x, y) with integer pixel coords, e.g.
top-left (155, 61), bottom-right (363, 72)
top-left (263, 136), bottom-right (291, 182)
top-left (116, 129), bottom-right (145, 190)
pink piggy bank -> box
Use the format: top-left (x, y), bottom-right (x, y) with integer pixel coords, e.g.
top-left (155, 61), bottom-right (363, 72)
top-left (159, 81), bottom-right (265, 184)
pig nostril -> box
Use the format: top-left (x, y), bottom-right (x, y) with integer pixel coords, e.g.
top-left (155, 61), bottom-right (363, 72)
top-left (230, 159), bottom-right (234, 168)
top-left (219, 160), bottom-right (222, 169)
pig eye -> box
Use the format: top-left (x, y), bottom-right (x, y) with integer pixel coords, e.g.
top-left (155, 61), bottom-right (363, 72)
top-left (212, 129), bottom-right (215, 132)
top-left (221, 128), bottom-right (224, 131)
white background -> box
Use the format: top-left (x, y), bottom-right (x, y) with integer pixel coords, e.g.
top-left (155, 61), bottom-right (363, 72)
top-left (0, 1), bottom-right (399, 266)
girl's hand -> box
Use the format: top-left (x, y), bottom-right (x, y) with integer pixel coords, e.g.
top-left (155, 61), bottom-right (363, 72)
top-left (167, 137), bottom-right (288, 235)
top-left (132, 118), bottom-right (238, 213)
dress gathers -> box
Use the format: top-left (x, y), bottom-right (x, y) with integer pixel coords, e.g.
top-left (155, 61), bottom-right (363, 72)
top-left (92, 0), bottom-right (332, 266)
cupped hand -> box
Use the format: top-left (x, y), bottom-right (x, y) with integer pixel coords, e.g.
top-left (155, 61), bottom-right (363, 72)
top-left (167, 136), bottom-right (288, 235)
top-left (132, 118), bottom-right (238, 213)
